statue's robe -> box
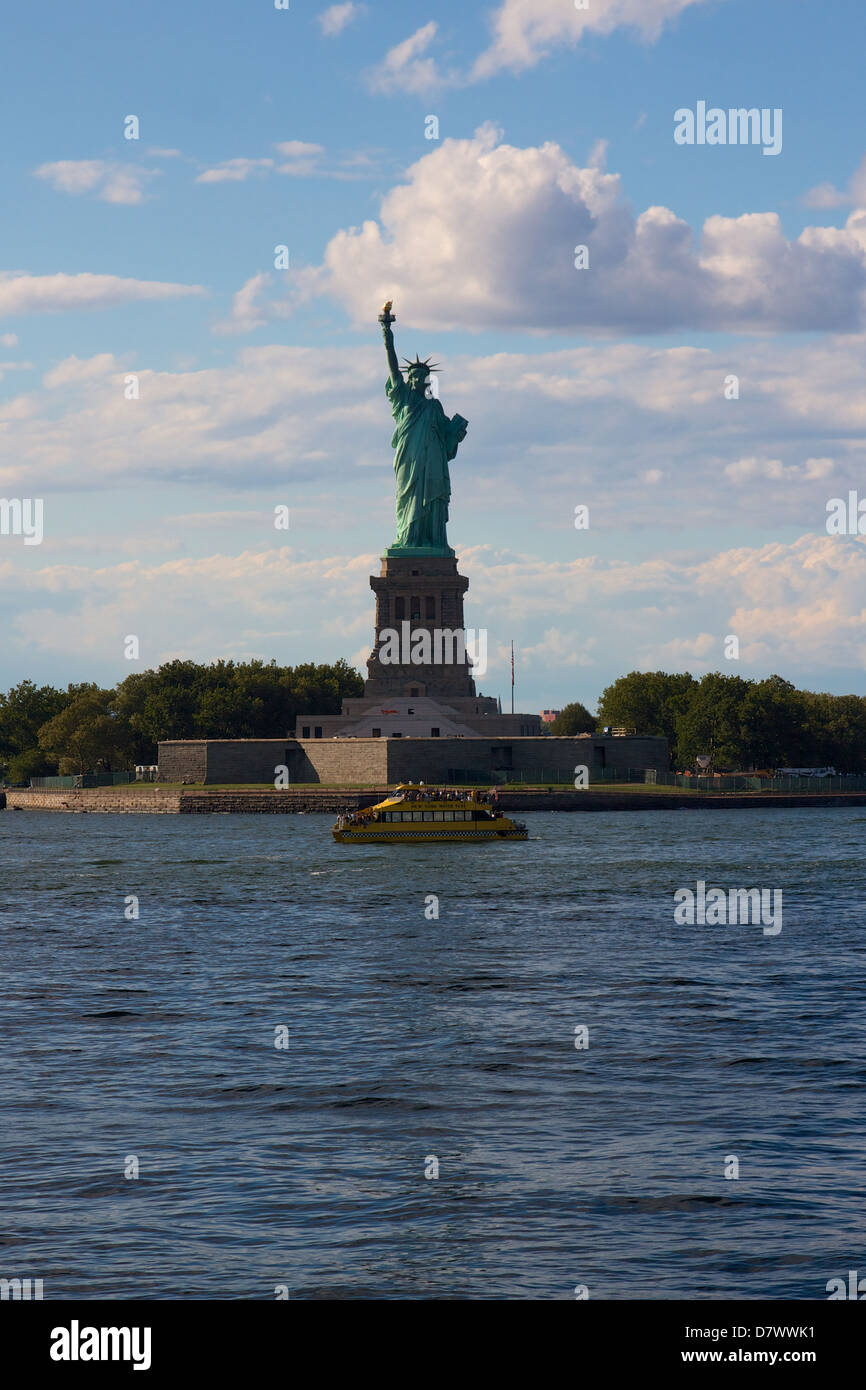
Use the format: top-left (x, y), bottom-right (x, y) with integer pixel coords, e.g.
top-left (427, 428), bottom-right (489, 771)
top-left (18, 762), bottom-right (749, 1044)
top-left (385, 376), bottom-right (468, 550)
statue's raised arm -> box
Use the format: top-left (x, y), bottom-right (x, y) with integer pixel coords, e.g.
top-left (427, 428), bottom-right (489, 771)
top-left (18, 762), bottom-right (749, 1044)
top-left (379, 300), bottom-right (402, 389)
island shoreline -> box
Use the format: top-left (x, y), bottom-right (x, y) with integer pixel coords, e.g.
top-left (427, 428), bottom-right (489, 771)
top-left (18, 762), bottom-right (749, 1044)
top-left (4, 788), bottom-right (866, 814)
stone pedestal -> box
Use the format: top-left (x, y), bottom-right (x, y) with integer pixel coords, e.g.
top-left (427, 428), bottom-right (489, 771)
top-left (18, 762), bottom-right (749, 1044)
top-left (365, 554), bottom-right (477, 700)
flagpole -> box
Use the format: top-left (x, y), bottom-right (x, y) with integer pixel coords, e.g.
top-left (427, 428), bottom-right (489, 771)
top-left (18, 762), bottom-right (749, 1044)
top-left (511, 640), bottom-right (514, 715)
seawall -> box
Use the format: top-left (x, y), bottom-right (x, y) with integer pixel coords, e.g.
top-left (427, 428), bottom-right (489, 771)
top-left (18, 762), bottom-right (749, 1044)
top-left (179, 789), bottom-right (382, 814)
top-left (3, 788), bottom-right (184, 813)
top-left (2, 788), bottom-right (384, 814)
top-left (498, 790), bottom-right (866, 811)
top-left (4, 787), bottom-right (866, 814)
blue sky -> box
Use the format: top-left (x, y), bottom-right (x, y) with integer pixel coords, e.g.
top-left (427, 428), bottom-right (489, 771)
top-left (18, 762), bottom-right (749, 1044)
top-left (2, 0), bottom-right (866, 711)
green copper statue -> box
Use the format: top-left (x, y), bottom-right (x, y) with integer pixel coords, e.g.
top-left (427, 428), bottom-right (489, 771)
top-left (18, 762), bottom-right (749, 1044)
top-left (379, 301), bottom-right (468, 557)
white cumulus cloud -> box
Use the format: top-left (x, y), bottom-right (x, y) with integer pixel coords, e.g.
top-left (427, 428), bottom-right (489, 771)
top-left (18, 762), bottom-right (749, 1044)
top-left (370, 0), bottom-right (709, 92)
top-left (195, 158), bottom-right (275, 184)
top-left (212, 273), bottom-right (273, 336)
top-left (472, 0), bottom-right (710, 80)
top-left (0, 272), bottom-right (204, 317)
top-left (288, 128), bottom-right (866, 334)
top-left (35, 159), bottom-right (158, 205)
top-left (368, 23), bottom-right (444, 95)
top-left (319, 3), bottom-right (365, 37)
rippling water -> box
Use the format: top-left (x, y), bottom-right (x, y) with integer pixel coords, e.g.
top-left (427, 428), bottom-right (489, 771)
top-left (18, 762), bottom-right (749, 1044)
top-left (1, 807), bottom-right (864, 1300)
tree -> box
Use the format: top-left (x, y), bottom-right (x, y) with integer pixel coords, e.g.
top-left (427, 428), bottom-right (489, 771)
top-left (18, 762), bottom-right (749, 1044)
top-left (597, 671), bottom-right (695, 766)
top-left (4, 747), bottom-right (58, 786)
top-left (550, 701), bottom-right (596, 735)
top-left (113, 658), bottom-right (365, 753)
top-left (38, 687), bottom-right (133, 775)
top-left (740, 675), bottom-right (811, 768)
top-left (113, 660), bottom-right (209, 755)
top-left (287, 660), bottom-right (363, 722)
top-left (675, 672), bottom-right (749, 770)
top-left (801, 691), bottom-right (866, 771)
top-left (0, 680), bottom-right (70, 760)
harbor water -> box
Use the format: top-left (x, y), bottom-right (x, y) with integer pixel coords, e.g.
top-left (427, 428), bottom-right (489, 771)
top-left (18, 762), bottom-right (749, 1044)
top-left (1, 807), bottom-right (864, 1299)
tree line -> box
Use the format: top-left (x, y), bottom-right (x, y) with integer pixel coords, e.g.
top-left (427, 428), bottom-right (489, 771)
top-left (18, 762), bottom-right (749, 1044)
top-left (0, 659), bottom-right (363, 783)
top-left (550, 671), bottom-right (866, 771)
top-left (2, 662), bottom-right (862, 783)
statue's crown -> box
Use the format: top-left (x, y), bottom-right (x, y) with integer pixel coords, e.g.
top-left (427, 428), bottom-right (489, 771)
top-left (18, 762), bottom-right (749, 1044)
top-left (403, 356), bottom-right (439, 375)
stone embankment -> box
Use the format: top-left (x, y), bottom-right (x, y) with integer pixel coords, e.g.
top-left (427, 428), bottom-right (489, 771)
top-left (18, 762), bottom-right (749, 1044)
top-left (179, 790), bottom-right (382, 814)
top-left (497, 790), bottom-right (866, 811)
top-left (3, 788), bottom-right (183, 813)
top-left (2, 787), bottom-right (384, 814)
top-left (4, 787), bottom-right (866, 814)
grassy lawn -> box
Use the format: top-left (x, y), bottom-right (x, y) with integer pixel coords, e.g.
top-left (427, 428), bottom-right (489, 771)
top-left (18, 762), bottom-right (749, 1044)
top-left (498, 782), bottom-right (692, 793)
top-left (496, 782), bottom-right (822, 794)
top-left (142, 782), bottom-right (390, 791)
top-left (16, 783), bottom-right (435, 793)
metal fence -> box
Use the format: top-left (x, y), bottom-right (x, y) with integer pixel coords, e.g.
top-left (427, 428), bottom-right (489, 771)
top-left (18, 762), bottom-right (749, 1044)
top-left (28, 772), bottom-right (137, 789)
top-left (495, 767), bottom-right (866, 792)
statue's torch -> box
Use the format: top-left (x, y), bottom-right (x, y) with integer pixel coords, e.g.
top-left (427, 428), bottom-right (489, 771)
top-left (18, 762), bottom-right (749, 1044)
top-left (378, 299), bottom-right (396, 328)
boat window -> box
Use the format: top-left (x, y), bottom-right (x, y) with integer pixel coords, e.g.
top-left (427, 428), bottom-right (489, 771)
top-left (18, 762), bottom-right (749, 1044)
top-left (434, 811), bottom-right (444, 821)
top-left (423, 812), bottom-right (435, 821)
top-left (413, 811), bottom-right (424, 821)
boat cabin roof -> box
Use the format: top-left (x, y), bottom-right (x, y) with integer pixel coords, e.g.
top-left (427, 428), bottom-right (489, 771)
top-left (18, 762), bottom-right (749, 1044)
top-left (372, 784), bottom-right (491, 810)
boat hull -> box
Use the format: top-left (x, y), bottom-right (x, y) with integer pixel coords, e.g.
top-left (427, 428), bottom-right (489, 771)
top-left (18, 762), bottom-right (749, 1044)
top-left (333, 825), bottom-right (527, 843)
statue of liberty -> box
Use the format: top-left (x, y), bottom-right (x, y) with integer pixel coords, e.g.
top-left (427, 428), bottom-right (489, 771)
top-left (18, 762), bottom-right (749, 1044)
top-left (379, 301), bottom-right (468, 557)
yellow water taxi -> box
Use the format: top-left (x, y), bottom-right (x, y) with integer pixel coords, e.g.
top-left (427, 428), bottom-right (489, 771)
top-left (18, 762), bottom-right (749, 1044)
top-left (332, 784), bottom-right (528, 843)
